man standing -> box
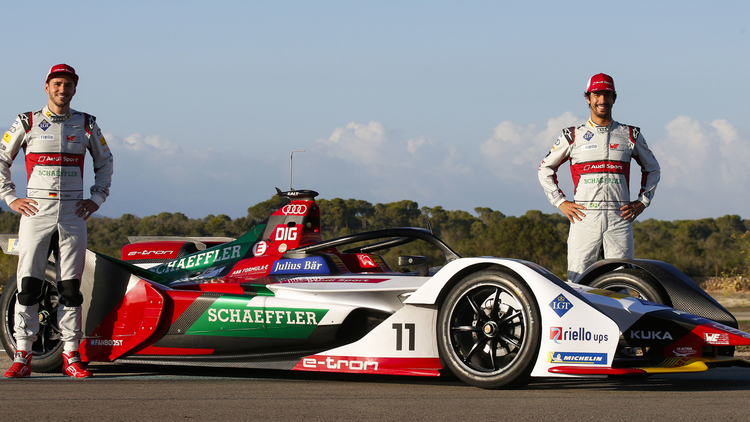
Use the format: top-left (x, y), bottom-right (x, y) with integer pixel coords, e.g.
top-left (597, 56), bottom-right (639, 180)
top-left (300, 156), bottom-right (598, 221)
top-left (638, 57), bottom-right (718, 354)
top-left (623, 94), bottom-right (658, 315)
top-left (1, 64), bottom-right (114, 378)
top-left (538, 73), bottom-right (660, 282)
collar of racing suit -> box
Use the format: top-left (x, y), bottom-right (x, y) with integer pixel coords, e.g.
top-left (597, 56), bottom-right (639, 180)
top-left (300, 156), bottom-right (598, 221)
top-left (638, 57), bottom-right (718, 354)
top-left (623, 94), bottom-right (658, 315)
top-left (43, 106), bottom-right (71, 123)
top-left (587, 119), bottom-right (613, 134)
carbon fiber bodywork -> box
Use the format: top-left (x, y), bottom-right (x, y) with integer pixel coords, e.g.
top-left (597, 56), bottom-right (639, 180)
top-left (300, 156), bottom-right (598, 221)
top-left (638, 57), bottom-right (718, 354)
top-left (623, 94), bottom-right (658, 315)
top-left (577, 259), bottom-right (737, 328)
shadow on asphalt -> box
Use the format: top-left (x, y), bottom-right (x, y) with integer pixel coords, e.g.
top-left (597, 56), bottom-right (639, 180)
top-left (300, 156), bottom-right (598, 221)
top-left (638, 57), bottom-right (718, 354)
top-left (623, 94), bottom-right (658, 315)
top-left (82, 361), bottom-right (750, 392)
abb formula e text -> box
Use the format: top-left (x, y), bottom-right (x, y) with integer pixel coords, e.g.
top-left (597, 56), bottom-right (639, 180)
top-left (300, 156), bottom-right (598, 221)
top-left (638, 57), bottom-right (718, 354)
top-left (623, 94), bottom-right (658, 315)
top-left (1, 189), bottom-right (749, 388)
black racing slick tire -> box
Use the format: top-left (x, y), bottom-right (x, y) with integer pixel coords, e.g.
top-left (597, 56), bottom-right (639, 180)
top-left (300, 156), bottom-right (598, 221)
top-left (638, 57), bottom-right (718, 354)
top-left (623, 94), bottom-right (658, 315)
top-left (0, 269), bottom-right (64, 372)
top-left (437, 269), bottom-right (541, 389)
top-left (588, 268), bottom-right (671, 307)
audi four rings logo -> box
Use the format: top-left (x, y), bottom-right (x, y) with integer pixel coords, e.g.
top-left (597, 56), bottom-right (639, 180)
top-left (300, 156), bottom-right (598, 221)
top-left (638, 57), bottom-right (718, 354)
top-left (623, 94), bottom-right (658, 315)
top-left (282, 205), bottom-right (307, 215)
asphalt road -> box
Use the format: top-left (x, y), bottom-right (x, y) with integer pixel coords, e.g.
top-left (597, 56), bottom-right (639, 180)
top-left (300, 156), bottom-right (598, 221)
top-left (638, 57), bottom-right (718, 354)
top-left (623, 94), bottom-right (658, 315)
top-left (2, 356), bottom-right (750, 421)
top-left (2, 296), bottom-right (748, 421)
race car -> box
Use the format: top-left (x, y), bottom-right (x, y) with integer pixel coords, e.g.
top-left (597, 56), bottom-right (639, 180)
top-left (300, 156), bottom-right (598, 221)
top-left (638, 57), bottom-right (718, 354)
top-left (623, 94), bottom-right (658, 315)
top-left (1, 188), bottom-right (749, 388)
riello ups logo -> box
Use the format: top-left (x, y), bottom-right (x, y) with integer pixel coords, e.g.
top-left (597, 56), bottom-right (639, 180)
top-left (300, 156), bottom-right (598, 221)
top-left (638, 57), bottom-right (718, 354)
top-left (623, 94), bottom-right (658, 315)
top-left (185, 296), bottom-right (329, 339)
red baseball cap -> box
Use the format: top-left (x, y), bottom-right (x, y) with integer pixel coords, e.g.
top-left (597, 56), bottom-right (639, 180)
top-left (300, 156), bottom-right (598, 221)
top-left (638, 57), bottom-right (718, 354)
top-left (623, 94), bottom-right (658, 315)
top-left (46, 63), bottom-right (79, 85)
top-left (586, 73), bottom-right (615, 93)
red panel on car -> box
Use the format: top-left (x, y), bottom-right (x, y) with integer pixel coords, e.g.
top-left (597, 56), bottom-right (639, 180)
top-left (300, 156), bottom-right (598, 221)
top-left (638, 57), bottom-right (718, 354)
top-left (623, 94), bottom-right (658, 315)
top-left (121, 241), bottom-right (185, 261)
top-left (80, 280), bottom-right (165, 361)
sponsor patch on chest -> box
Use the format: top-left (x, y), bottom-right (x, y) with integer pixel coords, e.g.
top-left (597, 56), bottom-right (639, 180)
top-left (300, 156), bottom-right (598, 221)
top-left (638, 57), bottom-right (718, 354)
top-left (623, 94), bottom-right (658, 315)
top-left (582, 144), bottom-right (598, 151)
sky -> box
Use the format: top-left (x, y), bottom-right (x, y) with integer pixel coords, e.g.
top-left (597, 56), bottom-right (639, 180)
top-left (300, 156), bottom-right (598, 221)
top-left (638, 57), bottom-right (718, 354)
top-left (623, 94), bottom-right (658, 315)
top-left (2, 0), bottom-right (748, 222)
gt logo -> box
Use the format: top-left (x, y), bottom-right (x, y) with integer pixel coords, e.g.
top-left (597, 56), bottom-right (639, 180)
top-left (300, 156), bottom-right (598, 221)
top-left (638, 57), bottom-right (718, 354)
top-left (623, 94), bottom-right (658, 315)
top-left (274, 226), bottom-right (299, 241)
top-left (282, 204), bottom-right (307, 215)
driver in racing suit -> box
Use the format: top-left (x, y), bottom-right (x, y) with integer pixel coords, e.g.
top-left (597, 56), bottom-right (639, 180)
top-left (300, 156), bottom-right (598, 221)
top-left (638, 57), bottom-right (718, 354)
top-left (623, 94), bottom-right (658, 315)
top-left (1, 64), bottom-right (113, 378)
top-left (538, 73), bottom-right (660, 283)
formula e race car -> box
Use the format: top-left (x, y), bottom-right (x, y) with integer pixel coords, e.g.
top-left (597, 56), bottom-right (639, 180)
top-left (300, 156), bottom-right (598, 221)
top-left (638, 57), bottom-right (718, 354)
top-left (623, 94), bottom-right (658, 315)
top-left (1, 188), bottom-right (749, 388)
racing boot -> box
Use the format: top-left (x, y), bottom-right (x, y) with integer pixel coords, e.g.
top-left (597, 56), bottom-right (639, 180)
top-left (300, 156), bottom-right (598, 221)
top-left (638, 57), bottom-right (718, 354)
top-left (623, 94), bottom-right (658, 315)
top-left (63, 351), bottom-right (92, 378)
top-left (4, 350), bottom-right (32, 378)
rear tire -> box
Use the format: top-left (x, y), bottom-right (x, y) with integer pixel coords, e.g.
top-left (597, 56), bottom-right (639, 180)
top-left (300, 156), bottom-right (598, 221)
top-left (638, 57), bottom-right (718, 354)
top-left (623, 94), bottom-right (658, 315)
top-left (0, 268), bottom-right (64, 372)
top-left (588, 269), bottom-right (671, 306)
top-left (437, 269), bottom-right (540, 389)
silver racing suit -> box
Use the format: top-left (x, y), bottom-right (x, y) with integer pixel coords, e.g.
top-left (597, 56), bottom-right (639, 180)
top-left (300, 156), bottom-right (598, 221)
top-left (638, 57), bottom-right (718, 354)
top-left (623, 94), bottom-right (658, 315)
top-left (538, 119), bottom-right (660, 282)
top-left (0, 106), bottom-right (113, 352)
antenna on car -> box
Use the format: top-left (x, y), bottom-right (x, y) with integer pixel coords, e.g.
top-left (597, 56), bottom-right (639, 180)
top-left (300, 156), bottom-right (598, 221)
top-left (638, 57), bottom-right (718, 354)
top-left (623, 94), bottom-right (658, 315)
top-left (290, 150), bottom-right (305, 190)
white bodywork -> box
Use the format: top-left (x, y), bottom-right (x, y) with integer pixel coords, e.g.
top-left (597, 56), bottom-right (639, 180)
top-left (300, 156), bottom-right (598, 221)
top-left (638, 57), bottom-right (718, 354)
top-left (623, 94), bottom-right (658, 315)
top-left (264, 257), bottom-right (649, 379)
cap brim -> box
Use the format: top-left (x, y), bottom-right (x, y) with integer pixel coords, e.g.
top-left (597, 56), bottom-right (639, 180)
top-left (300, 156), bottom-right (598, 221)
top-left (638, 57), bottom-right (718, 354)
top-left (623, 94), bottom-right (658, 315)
top-left (46, 72), bottom-right (79, 83)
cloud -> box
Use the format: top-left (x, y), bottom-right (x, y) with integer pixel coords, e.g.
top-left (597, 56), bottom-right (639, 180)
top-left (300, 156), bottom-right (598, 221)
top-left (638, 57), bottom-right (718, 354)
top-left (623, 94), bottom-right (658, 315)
top-left (88, 114), bottom-right (749, 221)
top-left (94, 133), bottom-right (285, 218)
top-left (120, 133), bottom-right (182, 154)
top-left (653, 116), bottom-right (750, 187)
top-left (649, 116), bottom-right (750, 218)
top-left (309, 120), bottom-right (478, 206)
top-left (314, 120), bottom-right (473, 176)
top-left (477, 113), bottom-right (750, 220)
top-left (479, 112), bottom-right (581, 181)
top-left (316, 121), bottom-right (390, 169)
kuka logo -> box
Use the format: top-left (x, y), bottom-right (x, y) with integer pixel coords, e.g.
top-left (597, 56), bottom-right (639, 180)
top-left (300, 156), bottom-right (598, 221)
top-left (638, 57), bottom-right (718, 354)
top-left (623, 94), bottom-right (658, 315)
top-left (629, 330), bottom-right (673, 340)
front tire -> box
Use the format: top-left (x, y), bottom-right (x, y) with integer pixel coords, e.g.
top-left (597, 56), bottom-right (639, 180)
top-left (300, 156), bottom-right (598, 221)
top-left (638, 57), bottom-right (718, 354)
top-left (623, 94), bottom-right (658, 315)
top-left (0, 269), bottom-right (64, 372)
top-left (437, 269), bottom-right (541, 389)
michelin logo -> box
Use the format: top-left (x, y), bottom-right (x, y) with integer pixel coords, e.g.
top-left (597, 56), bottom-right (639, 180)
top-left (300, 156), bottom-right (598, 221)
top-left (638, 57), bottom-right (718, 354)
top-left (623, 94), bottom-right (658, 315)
top-left (548, 351), bottom-right (607, 365)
